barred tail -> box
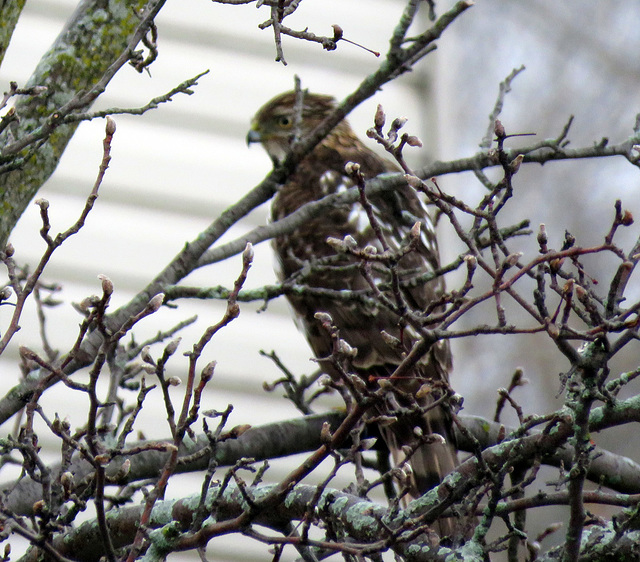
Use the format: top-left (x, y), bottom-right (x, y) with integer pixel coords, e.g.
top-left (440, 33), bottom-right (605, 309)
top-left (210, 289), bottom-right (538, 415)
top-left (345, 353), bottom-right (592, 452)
top-left (380, 405), bottom-right (462, 540)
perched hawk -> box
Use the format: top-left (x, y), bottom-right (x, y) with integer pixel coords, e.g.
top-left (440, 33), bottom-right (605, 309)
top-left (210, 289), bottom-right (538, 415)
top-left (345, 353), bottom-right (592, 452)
top-left (248, 91), bottom-right (459, 537)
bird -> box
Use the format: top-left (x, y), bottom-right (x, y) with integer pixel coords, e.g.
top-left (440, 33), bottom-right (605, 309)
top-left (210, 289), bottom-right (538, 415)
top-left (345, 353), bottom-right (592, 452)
top-left (248, 91), bottom-right (460, 539)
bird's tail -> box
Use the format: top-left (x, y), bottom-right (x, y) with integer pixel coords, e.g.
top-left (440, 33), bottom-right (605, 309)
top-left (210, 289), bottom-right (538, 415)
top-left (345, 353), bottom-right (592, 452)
top-left (380, 404), bottom-right (463, 540)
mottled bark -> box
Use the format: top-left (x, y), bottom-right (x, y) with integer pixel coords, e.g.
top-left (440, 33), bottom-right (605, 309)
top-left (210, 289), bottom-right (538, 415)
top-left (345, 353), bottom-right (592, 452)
top-left (0, 0), bottom-right (155, 247)
top-left (0, 0), bottom-right (27, 67)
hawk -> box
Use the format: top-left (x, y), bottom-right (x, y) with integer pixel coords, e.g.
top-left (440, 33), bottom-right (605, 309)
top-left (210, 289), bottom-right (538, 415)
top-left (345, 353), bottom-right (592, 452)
top-left (248, 91), bottom-right (459, 537)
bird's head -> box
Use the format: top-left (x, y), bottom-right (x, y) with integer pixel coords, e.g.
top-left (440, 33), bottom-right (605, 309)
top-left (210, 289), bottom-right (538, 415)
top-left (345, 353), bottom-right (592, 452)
top-left (247, 91), bottom-right (339, 165)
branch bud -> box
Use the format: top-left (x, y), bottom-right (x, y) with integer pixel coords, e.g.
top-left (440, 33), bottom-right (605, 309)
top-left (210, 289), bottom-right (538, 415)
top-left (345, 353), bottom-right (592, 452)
top-left (464, 254), bottom-right (477, 271)
top-left (562, 278), bottom-right (574, 295)
top-left (314, 312), bottom-right (333, 324)
top-left (502, 252), bottom-right (522, 269)
top-left (405, 135), bottom-right (423, 147)
top-left (416, 383), bottom-right (432, 399)
top-left (377, 378), bottom-right (392, 389)
top-left (242, 242), bottom-right (254, 263)
top-left (326, 237), bottom-right (348, 253)
top-left (376, 415), bottom-right (398, 427)
top-left (32, 500), bottom-right (46, 516)
top-left (549, 257), bottom-right (564, 274)
top-left (111, 459), bottom-right (131, 483)
top-left (147, 293), bottom-right (164, 312)
top-left (164, 337), bottom-right (182, 357)
top-left (19, 346), bottom-right (38, 361)
top-left (201, 360), bottom-right (216, 382)
top-left (141, 346), bottom-right (154, 365)
top-left (35, 198), bottom-right (49, 210)
top-left (95, 454), bottom-right (110, 466)
top-left (374, 104), bottom-right (386, 130)
top-left (97, 274), bottom-right (113, 297)
top-left (105, 116), bottom-right (116, 136)
top-left (337, 339), bottom-right (358, 358)
top-left (344, 161), bottom-right (360, 176)
top-left (390, 117), bottom-right (408, 131)
top-left (402, 444), bottom-right (414, 456)
top-left (537, 224), bottom-right (548, 248)
top-left (349, 374), bottom-right (367, 392)
top-left (320, 422), bottom-right (333, 443)
top-left (409, 221), bottom-right (421, 241)
top-left (360, 438), bottom-right (377, 450)
top-left (509, 153), bottom-right (524, 173)
top-left (380, 330), bottom-right (401, 347)
top-left (343, 234), bottom-right (357, 249)
top-left (60, 471), bottom-right (74, 495)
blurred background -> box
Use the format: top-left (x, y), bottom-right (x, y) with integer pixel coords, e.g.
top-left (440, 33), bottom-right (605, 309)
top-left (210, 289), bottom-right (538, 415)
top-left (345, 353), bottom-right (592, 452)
top-left (1, 1), bottom-right (639, 559)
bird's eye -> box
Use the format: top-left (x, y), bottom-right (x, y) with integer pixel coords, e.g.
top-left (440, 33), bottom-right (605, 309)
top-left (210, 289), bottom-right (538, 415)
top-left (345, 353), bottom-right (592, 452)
top-left (277, 116), bottom-right (292, 129)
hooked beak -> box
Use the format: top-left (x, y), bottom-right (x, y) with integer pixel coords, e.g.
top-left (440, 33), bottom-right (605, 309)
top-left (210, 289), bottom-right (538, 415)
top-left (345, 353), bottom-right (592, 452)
top-left (246, 128), bottom-right (262, 146)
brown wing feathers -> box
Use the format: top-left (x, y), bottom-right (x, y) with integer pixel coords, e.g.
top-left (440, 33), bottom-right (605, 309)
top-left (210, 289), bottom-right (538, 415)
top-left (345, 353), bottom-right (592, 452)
top-left (249, 91), bottom-right (461, 540)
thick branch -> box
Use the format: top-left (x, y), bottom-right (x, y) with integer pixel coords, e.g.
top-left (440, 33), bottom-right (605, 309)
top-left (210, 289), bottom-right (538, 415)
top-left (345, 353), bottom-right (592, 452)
top-left (197, 134), bottom-right (640, 268)
top-left (5, 408), bottom-right (640, 518)
top-left (0, 0), bottom-right (166, 247)
top-left (17, 482), bottom-right (444, 562)
top-left (15, 403), bottom-right (640, 561)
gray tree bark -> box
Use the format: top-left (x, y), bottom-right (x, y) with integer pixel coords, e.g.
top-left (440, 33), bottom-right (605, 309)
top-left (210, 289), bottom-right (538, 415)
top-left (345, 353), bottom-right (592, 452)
top-left (0, 0), bottom-right (163, 247)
